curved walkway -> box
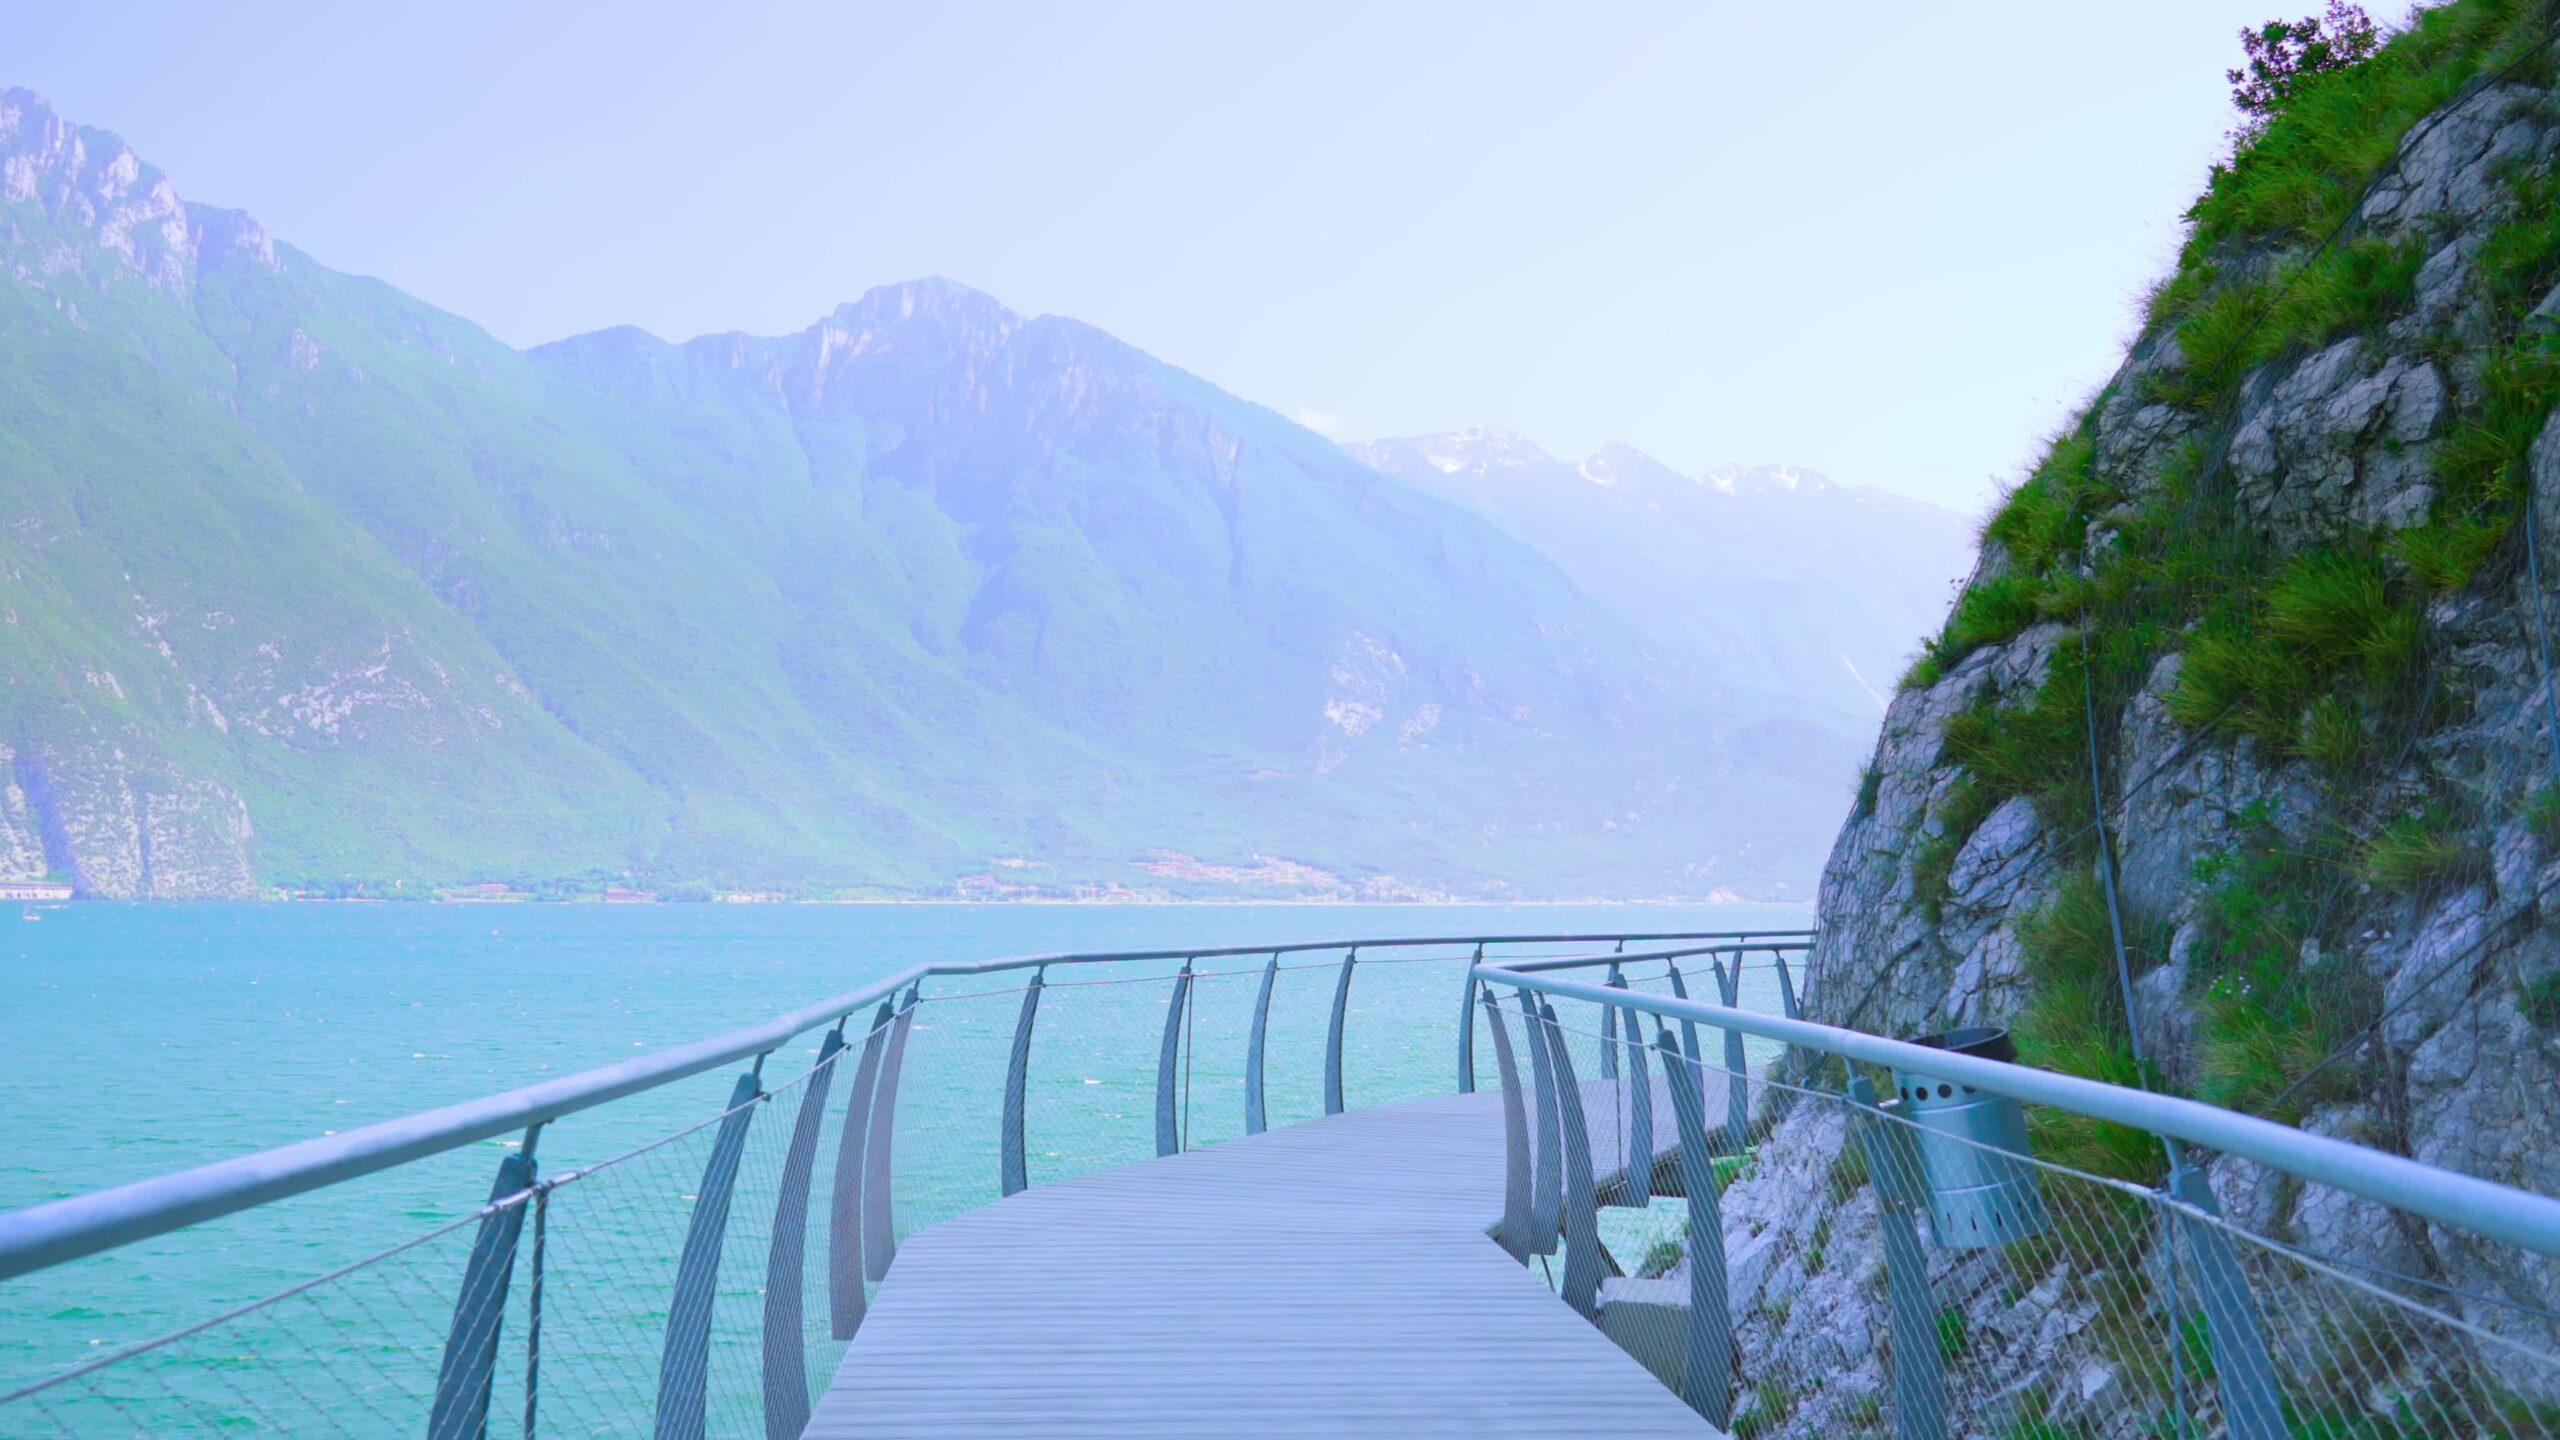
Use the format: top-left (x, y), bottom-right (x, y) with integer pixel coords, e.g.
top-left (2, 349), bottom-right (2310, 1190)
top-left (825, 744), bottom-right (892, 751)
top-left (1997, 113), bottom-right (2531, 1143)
top-left (806, 1076), bottom-right (1721, 1437)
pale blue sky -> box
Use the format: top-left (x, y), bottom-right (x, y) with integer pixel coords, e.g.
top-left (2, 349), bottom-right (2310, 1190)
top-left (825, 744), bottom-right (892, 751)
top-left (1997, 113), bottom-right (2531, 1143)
top-left (15, 1), bottom-right (2294, 510)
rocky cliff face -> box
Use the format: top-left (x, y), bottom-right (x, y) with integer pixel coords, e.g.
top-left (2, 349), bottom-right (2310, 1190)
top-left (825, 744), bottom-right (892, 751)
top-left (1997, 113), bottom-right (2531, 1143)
top-left (1713, 9), bottom-right (2560, 1432)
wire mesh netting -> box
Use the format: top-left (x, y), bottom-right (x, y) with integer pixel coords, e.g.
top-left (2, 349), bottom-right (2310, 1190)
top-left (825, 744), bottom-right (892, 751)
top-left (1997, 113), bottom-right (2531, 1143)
top-left (1509, 991), bottom-right (2560, 1440)
top-left (6, 938), bottom-right (1689, 1437)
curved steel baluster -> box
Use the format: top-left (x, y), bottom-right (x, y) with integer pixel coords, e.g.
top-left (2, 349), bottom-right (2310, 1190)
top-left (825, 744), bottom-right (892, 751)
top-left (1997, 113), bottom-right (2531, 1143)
top-left (1540, 1001), bottom-right (1600, 1320)
top-left (1621, 997), bottom-right (1653, 1208)
top-left (1655, 1029), bottom-right (1732, 1428)
top-left (1324, 948), bottom-right (1357, 1116)
top-left (1772, 949), bottom-right (1805, 1080)
top-left (1456, 943), bottom-right (1485, 1094)
top-left (1604, 962), bottom-right (1650, 1207)
top-left (761, 1027), bottom-right (843, 1440)
top-left (655, 1063), bottom-right (764, 1440)
top-left (1716, 958), bottom-right (1748, 1154)
top-left (1516, 989), bottom-right (1562, 1256)
top-left (1479, 988), bottom-right (1531, 1259)
top-left (1597, 942), bottom-right (1625, 1081)
top-left (1664, 959), bottom-right (1705, 1094)
top-left (1001, 968), bottom-right (1044, 1196)
top-left (827, 1001), bottom-right (893, 1339)
top-left (1245, 953), bottom-right (1278, 1135)
top-left (428, 1136), bottom-right (537, 1440)
top-left (1851, 1075), bottom-right (1945, 1440)
top-left (1156, 959), bottom-right (1195, 1158)
top-left (862, 989), bottom-right (919, 1283)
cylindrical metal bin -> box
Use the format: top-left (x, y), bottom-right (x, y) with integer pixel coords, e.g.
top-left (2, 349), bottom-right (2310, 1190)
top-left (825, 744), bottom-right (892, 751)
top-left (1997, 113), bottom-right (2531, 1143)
top-left (1889, 1026), bottom-right (2051, 1248)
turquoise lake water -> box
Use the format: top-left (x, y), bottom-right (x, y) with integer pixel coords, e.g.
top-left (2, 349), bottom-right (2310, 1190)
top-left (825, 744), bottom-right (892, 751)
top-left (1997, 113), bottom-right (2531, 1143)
top-left (0, 900), bottom-right (1804, 1428)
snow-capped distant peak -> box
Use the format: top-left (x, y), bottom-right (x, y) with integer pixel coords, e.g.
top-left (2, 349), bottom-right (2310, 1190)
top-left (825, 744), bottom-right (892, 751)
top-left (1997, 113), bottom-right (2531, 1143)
top-left (1347, 426), bottom-right (1557, 476)
top-left (1702, 463), bottom-right (1835, 496)
top-left (1578, 442), bottom-right (1684, 492)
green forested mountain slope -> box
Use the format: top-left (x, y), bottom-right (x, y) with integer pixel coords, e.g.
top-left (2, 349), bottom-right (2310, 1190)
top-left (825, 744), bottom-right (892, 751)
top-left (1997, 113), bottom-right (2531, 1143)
top-left (0, 86), bottom-right (1857, 898)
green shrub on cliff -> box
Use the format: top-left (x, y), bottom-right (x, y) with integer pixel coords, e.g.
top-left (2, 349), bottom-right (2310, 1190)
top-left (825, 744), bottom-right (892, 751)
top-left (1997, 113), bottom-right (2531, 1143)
top-left (1908, 0), bottom-right (2560, 1132)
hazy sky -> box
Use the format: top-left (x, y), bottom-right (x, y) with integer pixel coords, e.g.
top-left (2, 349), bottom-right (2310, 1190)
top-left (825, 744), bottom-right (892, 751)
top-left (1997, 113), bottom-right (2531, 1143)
top-left (14, 1), bottom-right (2292, 512)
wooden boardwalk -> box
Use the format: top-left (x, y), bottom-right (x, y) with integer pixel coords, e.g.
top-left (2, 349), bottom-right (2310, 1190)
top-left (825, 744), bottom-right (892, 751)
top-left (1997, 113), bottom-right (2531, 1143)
top-left (807, 1073), bottom-right (1722, 1437)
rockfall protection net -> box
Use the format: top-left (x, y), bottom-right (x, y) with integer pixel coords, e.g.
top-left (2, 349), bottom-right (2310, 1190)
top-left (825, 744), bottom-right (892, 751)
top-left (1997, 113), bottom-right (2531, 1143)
top-left (1515, 994), bottom-right (2560, 1439)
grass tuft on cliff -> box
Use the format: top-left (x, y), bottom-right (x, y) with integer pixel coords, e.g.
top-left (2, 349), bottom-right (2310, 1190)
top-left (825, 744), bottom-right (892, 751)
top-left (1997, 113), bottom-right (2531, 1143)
top-left (1889, 0), bottom-right (2560, 1127)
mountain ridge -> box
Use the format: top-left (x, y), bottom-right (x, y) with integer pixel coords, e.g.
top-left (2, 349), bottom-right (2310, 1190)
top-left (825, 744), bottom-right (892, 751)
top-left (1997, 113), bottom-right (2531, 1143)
top-left (1346, 427), bottom-right (1974, 727)
top-left (0, 84), bottom-right (1906, 900)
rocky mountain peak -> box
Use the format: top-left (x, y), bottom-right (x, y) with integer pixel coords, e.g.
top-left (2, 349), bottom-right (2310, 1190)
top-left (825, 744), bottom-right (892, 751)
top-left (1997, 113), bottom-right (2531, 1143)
top-left (824, 275), bottom-right (1021, 334)
top-left (186, 203), bottom-right (278, 273)
top-left (1575, 441), bottom-right (1687, 491)
top-left (1, 87), bottom-right (195, 296)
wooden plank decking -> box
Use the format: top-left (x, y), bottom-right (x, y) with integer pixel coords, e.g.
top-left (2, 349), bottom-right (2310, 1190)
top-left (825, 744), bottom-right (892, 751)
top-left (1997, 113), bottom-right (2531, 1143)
top-left (806, 1071), bottom-right (1724, 1437)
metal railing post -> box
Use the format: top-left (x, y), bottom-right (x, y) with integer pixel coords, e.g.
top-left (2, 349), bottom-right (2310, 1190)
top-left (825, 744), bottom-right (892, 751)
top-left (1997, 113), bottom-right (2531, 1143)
top-left (522, 1184), bottom-right (546, 1440)
top-left (1001, 968), bottom-right (1044, 1196)
top-left (1851, 1075), bottom-right (1946, 1440)
top-left (1245, 954), bottom-right (1277, 1135)
top-left (1716, 959), bottom-right (1748, 1154)
top-left (1540, 1001), bottom-right (1601, 1320)
top-left (428, 1128), bottom-right (538, 1440)
top-left (2168, 1160), bottom-right (2285, 1440)
top-left (1156, 959), bottom-right (1195, 1157)
top-left (1664, 960), bottom-right (1704, 1098)
top-left (1772, 950), bottom-right (1805, 1080)
top-left (827, 1000), bottom-right (893, 1339)
top-left (1600, 995), bottom-right (1621, 1080)
top-left (1598, 943), bottom-right (1626, 1080)
top-left (1457, 943), bottom-right (1485, 1094)
top-left (655, 1062), bottom-right (765, 1440)
top-left (1605, 963), bottom-right (1651, 1207)
top-left (1324, 948), bottom-right (1357, 1116)
top-left (1516, 989), bottom-right (1562, 1256)
top-left (862, 988), bottom-right (919, 1283)
top-left (761, 1026), bottom-right (844, 1440)
top-left (1479, 988), bottom-right (1532, 1260)
top-left (1654, 1030), bottom-right (1732, 1429)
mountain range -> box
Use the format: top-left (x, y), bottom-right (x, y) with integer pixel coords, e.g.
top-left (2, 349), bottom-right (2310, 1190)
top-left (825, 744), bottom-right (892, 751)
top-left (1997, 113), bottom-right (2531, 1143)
top-left (0, 86), bottom-right (1965, 899)
top-left (1346, 430), bottom-right (1973, 726)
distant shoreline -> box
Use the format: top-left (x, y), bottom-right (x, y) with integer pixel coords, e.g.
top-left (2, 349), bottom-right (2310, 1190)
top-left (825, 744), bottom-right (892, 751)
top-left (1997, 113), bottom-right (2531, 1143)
top-left (26, 894), bottom-right (1815, 908)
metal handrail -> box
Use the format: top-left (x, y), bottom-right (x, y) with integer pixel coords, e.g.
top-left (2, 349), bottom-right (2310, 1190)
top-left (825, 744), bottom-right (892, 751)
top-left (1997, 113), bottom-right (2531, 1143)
top-left (1494, 938), bottom-right (1810, 974)
top-left (0, 928), bottom-right (1803, 1282)
top-left (1480, 961), bottom-right (2560, 1264)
